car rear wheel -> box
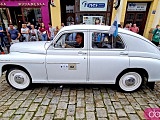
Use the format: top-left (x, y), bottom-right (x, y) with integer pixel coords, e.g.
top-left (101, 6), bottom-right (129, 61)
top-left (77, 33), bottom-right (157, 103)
top-left (6, 68), bottom-right (31, 90)
top-left (117, 72), bottom-right (143, 92)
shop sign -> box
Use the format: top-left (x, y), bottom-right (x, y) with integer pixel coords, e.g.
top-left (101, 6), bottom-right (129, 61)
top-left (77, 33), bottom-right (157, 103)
top-left (18, 3), bottom-right (45, 6)
top-left (80, 0), bottom-right (108, 11)
top-left (127, 3), bottom-right (147, 11)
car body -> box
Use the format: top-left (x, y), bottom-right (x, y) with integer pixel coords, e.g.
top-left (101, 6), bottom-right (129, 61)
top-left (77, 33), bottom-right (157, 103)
top-left (0, 25), bottom-right (160, 92)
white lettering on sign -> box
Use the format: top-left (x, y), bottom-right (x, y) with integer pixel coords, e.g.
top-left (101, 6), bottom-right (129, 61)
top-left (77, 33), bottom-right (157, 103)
top-left (80, 0), bottom-right (108, 11)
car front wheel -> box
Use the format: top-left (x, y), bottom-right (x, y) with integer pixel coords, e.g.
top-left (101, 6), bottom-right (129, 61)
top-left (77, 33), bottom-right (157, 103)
top-left (117, 72), bottom-right (143, 92)
top-left (6, 68), bottom-right (31, 90)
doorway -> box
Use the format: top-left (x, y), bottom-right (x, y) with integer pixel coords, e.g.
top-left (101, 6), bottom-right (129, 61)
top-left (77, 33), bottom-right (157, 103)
top-left (124, 2), bottom-right (150, 35)
top-left (8, 7), bottom-right (23, 31)
top-left (60, 0), bottom-right (75, 26)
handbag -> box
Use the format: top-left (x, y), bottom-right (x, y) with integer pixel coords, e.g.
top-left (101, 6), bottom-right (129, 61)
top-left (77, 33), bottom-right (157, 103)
top-left (19, 34), bottom-right (25, 42)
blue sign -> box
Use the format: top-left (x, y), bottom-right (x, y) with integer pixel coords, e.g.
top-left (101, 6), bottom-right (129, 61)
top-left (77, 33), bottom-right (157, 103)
top-left (82, 1), bottom-right (105, 8)
top-left (80, 0), bottom-right (108, 11)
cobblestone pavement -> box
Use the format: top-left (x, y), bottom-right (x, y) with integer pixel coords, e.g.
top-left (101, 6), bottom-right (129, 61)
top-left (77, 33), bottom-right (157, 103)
top-left (0, 75), bottom-right (160, 120)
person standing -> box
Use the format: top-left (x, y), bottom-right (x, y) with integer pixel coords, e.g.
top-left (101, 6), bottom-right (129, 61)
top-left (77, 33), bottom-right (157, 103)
top-left (124, 23), bottom-right (130, 30)
top-left (0, 24), bottom-right (5, 50)
top-left (39, 23), bottom-right (48, 41)
top-left (151, 25), bottom-right (160, 46)
top-left (130, 23), bottom-right (139, 33)
top-left (0, 24), bottom-right (5, 54)
top-left (61, 23), bottom-right (65, 29)
top-left (48, 23), bottom-right (55, 40)
top-left (7, 24), bottom-right (21, 44)
top-left (21, 24), bottom-right (30, 42)
top-left (27, 22), bottom-right (32, 30)
top-left (54, 26), bottom-right (59, 36)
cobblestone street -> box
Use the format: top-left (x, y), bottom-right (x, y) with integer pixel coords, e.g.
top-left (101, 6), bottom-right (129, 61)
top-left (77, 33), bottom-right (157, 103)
top-left (0, 75), bottom-right (160, 120)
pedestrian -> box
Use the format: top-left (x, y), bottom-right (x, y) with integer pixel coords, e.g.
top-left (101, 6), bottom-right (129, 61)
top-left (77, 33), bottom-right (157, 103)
top-left (48, 23), bottom-right (55, 40)
top-left (118, 24), bottom-right (122, 28)
top-left (39, 23), bottom-right (48, 41)
top-left (54, 26), bottom-right (59, 36)
top-left (151, 24), bottom-right (160, 46)
top-left (30, 24), bottom-right (39, 41)
top-left (61, 23), bottom-right (65, 29)
top-left (0, 24), bottom-right (5, 51)
top-left (21, 24), bottom-right (30, 42)
top-left (7, 24), bottom-right (21, 44)
top-left (27, 22), bottom-right (32, 30)
top-left (124, 23), bottom-right (130, 30)
top-left (130, 23), bottom-right (139, 33)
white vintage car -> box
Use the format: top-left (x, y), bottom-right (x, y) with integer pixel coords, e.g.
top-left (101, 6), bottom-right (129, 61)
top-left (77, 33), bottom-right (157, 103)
top-left (0, 25), bottom-right (160, 92)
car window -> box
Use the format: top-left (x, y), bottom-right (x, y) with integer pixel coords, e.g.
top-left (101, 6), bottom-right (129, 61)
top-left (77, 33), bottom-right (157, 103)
top-left (92, 32), bottom-right (125, 49)
top-left (54, 32), bottom-right (84, 48)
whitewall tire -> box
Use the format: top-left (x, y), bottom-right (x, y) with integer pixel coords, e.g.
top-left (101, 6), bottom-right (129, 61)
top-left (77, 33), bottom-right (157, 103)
top-left (6, 68), bottom-right (31, 90)
top-left (118, 72), bottom-right (143, 92)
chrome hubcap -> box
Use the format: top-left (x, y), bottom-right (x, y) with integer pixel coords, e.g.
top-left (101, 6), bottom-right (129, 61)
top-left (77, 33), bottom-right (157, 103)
top-left (14, 75), bottom-right (24, 84)
top-left (125, 77), bottom-right (135, 86)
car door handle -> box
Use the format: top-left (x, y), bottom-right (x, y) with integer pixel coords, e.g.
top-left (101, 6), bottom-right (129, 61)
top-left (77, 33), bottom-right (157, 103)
top-left (120, 52), bottom-right (128, 55)
top-left (78, 51), bottom-right (87, 55)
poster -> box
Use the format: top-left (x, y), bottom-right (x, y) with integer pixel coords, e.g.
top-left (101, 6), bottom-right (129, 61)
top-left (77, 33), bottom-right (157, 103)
top-left (83, 16), bottom-right (103, 25)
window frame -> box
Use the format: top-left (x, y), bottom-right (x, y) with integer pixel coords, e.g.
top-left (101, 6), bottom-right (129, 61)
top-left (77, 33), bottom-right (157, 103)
top-left (53, 31), bottom-right (86, 49)
top-left (90, 31), bottom-right (126, 50)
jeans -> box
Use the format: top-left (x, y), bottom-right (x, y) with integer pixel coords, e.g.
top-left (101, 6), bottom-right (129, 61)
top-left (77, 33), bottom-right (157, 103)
top-left (41, 33), bottom-right (48, 41)
top-left (22, 34), bottom-right (29, 42)
top-left (0, 36), bottom-right (5, 47)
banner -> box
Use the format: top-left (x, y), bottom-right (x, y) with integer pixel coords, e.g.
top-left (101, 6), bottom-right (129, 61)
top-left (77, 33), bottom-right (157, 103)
top-left (108, 15), bottom-right (118, 37)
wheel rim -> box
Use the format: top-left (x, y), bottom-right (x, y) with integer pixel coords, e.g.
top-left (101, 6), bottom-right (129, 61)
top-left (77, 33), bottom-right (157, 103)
top-left (119, 72), bottom-right (142, 92)
top-left (8, 69), bottom-right (30, 89)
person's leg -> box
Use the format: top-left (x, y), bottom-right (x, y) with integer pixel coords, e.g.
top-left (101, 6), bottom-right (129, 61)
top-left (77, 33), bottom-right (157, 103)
top-left (26, 35), bottom-right (29, 42)
top-left (41, 35), bottom-right (45, 41)
top-left (0, 45), bottom-right (4, 54)
top-left (0, 36), bottom-right (5, 47)
top-left (44, 34), bottom-right (48, 41)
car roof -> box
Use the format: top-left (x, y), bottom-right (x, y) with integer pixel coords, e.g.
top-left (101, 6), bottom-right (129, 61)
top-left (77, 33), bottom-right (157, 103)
top-left (60, 25), bottom-right (148, 41)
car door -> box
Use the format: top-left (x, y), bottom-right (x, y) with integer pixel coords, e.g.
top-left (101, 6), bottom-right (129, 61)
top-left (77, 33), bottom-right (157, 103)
top-left (46, 30), bottom-right (88, 83)
top-left (89, 30), bottom-right (129, 84)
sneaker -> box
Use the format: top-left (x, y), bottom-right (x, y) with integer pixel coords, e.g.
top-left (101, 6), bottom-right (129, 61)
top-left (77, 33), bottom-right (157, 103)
top-left (1, 52), bottom-right (5, 54)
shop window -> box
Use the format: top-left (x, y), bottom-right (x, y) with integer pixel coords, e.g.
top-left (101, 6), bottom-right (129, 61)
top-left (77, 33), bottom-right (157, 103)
top-left (126, 13), bottom-right (134, 20)
top-left (136, 13), bottom-right (144, 20)
top-left (23, 8), bottom-right (42, 25)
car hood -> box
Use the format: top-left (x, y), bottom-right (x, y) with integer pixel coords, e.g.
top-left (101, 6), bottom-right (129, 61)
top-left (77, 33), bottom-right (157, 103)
top-left (10, 41), bottom-right (51, 54)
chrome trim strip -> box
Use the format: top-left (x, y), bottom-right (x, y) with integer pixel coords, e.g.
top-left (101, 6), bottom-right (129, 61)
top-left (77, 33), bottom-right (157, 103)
top-left (0, 61), bottom-right (44, 64)
top-left (46, 62), bottom-right (80, 64)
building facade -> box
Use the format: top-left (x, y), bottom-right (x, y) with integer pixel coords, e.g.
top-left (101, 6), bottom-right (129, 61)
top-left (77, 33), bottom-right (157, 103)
top-left (50, 0), bottom-right (160, 39)
top-left (0, 0), bottom-right (50, 30)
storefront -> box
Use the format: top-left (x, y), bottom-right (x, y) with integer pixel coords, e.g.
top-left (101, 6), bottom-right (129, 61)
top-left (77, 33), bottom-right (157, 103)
top-left (0, 0), bottom-right (50, 31)
top-left (50, 0), bottom-right (113, 26)
top-left (51, 0), bottom-right (160, 38)
top-left (112, 0), bottom-right (160, 38)
top-left (75, 0), bottom-right (113, 25)
top-left (124, 2), bottom-right (150, 35)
